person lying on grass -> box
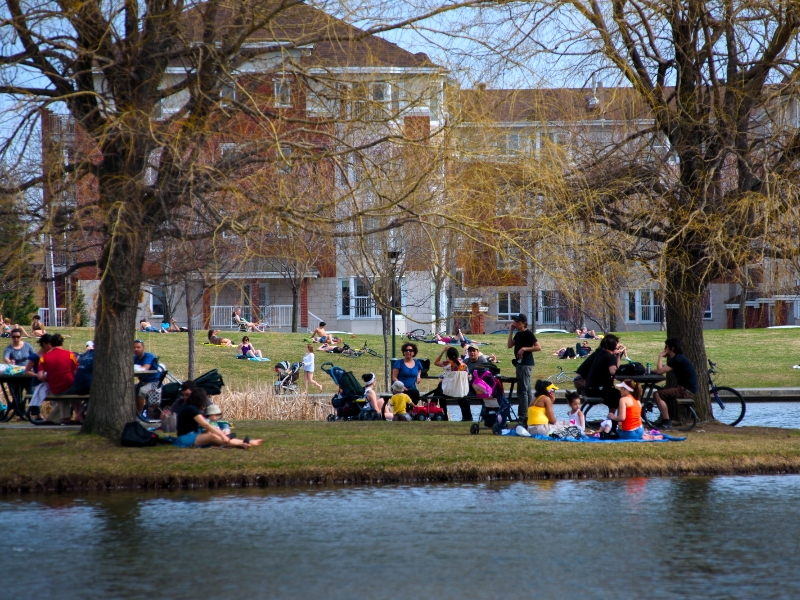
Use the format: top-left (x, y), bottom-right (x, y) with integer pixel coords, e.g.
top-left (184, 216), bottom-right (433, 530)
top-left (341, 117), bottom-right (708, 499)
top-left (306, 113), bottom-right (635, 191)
top-left (207, 329), bottom-right (233, 347)
top-left (606, 380), bottom-right (663, 440)
top-left (174, 388), bottom-right (261, 449)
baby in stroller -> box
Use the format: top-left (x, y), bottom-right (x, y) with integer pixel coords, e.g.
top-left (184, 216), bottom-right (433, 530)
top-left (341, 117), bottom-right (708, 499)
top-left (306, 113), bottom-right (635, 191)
top-left (470, 368), bottom-right (513, 434)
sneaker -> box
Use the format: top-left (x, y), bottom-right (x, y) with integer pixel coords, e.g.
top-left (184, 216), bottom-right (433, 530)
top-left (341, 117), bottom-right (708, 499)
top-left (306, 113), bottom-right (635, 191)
top-left (660, 420), bottom-right (673, 430)
top-left (793, 365), bottom-right (800, 369)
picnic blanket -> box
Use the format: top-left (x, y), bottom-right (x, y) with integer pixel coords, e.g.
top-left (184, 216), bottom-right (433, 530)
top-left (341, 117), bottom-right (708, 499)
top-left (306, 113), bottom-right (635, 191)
top-left (502, 429), bottom-right (686, 443)
top-left (236, 355), bottom-right (270, 362)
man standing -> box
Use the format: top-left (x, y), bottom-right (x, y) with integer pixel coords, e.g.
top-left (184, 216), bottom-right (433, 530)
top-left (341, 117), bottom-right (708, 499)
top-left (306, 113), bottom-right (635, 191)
top-left (507, 314), bottom-right (541, 423)
top-left (652, 337), bottom-right (698, 430)
top-left (134, 339), bottom-right (159, 414)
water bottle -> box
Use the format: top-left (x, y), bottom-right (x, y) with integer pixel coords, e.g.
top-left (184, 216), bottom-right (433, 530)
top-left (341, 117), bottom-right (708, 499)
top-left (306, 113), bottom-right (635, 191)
top-left (646, 362), bottom-right (652, 375)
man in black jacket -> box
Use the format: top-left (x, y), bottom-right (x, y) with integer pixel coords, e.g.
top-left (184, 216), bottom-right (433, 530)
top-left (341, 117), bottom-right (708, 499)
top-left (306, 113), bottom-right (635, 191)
top-left (507, 314), bottom-right (541, 423)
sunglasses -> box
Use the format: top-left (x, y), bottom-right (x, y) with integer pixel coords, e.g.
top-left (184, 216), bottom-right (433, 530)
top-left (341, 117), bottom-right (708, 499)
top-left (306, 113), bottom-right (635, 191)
top-left (11, 335), bottom-right (21, 339)
top-left (134, 339), bottom-right (143, 344)
top-left (402, 349), bottom-right (414, 353)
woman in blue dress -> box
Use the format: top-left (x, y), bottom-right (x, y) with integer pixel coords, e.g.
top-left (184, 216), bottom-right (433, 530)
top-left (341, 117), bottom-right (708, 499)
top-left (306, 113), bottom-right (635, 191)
top-left (392, 342), bottom-right (422, 404)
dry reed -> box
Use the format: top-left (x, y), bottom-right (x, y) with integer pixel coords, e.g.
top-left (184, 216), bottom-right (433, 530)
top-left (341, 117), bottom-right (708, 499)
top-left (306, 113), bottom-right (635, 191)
top-left (214, 382), bottom-right (330, 421)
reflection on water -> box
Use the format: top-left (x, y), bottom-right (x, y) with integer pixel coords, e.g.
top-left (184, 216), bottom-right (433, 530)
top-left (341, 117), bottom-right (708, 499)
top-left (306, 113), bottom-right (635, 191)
top-left (3, 475), bottom-right (800, 599)
top-left (456, 401), bottom-right (800, 428)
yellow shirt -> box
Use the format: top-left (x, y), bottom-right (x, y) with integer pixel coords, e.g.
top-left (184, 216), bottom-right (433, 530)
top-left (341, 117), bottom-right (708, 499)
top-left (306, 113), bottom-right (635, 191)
top-left (528, 395), bottom-right (551, 426)
top-left (390, 393), bottom-right (413, 415)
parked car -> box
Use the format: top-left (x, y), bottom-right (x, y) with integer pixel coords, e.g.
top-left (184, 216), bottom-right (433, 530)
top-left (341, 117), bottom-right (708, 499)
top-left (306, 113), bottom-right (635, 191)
top-left (489, 328), bottom-right (570, 334)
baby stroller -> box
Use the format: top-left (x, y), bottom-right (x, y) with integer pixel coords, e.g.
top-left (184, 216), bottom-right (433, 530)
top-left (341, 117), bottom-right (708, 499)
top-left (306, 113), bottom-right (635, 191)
top-left (469, 368), bottom-right (514, 435)
top-left (274, 361), bottom-right (301, 394)
top-left (321, 362), bottom-right (378, 421)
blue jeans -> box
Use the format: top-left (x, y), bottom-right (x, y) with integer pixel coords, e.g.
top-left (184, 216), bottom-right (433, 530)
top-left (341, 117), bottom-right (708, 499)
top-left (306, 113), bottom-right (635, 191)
top-left (619, 426), bottom-right (644, 439)
top-left (516, 363), bottom-right (533, 422)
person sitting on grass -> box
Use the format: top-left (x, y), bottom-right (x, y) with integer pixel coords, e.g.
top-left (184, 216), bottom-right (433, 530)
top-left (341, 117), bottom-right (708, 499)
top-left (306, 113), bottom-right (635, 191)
top-left (389, 380), bottom-right (413, 421)
top-left (207, 329), bottom-right (233, 347)
top-left (564, 391), bottom-right (585, 432)
top-left (526, 380), bottom-right (558, 435)
top-left (606, 379), bottom-right (663, 440)
top-left (576, 341), bottom-right (592, 358)
top-left (30, 314), bottom-right (46, 337)
top-left (205, 403), bottom-right (234, 435)
top-left (236, 335), bottom-right (264, 359)
top-left (362, 373), bottom-right (392, 419)
top-left (311, 322), bottom-right (340, 344)
top-left (3, 317), bottom-right (31, 338)
top-left (174, 388), bottom-right (261, 449)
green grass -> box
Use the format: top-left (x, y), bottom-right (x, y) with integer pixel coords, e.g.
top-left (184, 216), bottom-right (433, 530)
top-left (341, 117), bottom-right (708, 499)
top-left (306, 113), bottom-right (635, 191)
top-left (2, 421), bottom-right (800, 492)
top-left (36, 326), bottom-right (800, 391)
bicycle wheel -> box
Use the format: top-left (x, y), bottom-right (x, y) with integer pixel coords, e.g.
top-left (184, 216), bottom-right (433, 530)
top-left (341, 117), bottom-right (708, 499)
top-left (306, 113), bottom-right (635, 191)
top-left (365, 348), bottom-right (383, 359)
top-left (710, 386), bottom-right (745, 426)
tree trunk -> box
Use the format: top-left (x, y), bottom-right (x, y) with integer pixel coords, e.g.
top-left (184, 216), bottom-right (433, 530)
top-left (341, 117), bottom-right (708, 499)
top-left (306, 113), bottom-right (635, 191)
top-left (184, 277), bottom-right (196, 380)
top-left (81, 233), bottom-right (144, 439)
top-left (382, 311), bottom-right (391, 393)
top-left (664, 266), bottom-right (711, 421)
top-left (291, 284), bottom-right (299, 333)
top-left (736, 282), bottom-right (747, 329)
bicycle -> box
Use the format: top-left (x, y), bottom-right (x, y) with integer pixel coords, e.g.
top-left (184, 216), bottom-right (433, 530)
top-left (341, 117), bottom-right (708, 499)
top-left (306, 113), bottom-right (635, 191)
top-left (546, 366), bottom-right (577, 384)
top-left (704, 359), bottom-right (746, 425)
top-left (340, 340), bottom-right (384, 359)
top-left (642, 359), bottom-right (744, 429)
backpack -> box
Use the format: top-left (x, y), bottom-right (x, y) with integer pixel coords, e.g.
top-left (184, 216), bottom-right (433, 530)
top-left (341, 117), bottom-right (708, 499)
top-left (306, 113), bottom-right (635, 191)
top-left (617, 362), bottom-right (645, 376)
top-left (120, 421), bottom-right (158, 447)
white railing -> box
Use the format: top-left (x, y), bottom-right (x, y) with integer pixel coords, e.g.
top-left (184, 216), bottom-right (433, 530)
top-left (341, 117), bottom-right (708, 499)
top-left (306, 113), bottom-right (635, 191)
top-left (210, 305), bottom-right (294, 329)
top-left (38, 308), bottom-right (67, 327)
top-left (539, 306), bottom-right (561, 324)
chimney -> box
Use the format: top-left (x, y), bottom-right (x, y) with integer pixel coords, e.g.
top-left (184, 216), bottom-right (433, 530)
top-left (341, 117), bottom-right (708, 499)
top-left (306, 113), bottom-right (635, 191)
top-left (588, 74), bottom-right (600, 110)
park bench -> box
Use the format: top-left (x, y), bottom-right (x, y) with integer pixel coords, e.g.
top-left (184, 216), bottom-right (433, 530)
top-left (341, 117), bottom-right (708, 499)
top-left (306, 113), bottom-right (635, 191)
top-left (21, 392), bottom-right (89, 424)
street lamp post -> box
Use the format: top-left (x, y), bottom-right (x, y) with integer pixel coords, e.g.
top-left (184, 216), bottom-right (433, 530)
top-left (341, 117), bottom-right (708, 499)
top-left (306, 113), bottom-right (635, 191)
top-left (388, 250), bottom-right (401, 359)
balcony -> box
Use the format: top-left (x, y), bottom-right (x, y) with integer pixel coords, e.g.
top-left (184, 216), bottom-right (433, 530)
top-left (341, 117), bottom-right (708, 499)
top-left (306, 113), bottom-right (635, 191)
top-left (210, 305), bottom-right (294, 329)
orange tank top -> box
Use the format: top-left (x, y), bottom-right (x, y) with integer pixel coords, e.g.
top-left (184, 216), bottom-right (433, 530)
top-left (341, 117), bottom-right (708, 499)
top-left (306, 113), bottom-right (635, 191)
top-left (621, 398), bottom-right (642, 431)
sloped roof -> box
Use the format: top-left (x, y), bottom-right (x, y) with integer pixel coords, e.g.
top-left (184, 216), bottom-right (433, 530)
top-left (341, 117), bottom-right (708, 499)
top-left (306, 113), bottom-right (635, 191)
top-left (455, 87), bottom-right (658, 124)
top-left (180, 1), bottom-right (439, 70)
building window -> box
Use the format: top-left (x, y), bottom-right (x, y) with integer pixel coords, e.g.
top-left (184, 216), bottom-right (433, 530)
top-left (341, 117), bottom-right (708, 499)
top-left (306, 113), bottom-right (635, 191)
top-left (277, 145), bottom-right (292, 174)
top-left (497, 291), bottom-right (520, 321)
top-left (274, 80), bottom-right (291, 107)
top-left (703, 287), bottom-right (712, 320)
top-left (496, 244), bottom-right (521, 270)
top-left (220, 79), bottom-right (236, 105)
top-left (339, 280), bottom-right (351, 316)
top-left (625, 289), bottom-right (663, 323)
top-left (538, 290), bottom-right (561, 324)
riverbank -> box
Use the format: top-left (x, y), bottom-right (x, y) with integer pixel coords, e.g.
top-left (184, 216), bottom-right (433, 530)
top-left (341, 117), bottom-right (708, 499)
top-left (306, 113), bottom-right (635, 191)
top-left (3, 422), bottom-right (800, 493)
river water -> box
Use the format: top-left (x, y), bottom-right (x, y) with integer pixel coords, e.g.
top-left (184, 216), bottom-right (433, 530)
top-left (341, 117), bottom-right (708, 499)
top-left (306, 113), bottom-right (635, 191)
top-left (3, 475), bottom-right (800, 599)
top-left (454, 400), bottom-right (800, 428)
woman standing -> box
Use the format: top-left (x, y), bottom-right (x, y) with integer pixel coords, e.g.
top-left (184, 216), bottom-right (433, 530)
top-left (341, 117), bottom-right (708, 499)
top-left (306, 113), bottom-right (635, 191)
top-left (302, 344), bottom-right (323, 392)
top-left (392, 342), bottom-right (422, 404)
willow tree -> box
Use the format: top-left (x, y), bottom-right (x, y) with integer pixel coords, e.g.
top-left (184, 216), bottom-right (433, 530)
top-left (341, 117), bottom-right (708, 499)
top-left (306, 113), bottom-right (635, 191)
top-left (0, 0), bottom-right (457, 438)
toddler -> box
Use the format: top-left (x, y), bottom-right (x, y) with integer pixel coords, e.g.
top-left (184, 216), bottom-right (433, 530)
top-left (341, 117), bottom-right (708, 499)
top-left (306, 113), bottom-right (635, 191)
top-left (389, 380), bottom-right (413, 421)
top-left (205, 404), bottom-right (233, 435)
top-left (564, 391), bottom-right (585, 432)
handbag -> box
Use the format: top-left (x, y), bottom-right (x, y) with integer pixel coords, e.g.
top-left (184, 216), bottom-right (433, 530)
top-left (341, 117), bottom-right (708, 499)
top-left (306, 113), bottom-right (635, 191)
top-left (441, 369), bottom-right (469, 397)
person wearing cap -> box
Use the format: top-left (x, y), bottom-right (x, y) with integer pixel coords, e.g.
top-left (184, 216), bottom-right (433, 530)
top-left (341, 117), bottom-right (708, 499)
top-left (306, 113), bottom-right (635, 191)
top-left (389, 380), bottom-right (413, 421)
top-left (204, 403), bottom-right (233, 435)
top-left (361, 373), bottom-right (392, 419)
top-left (72, 340), bottom-right (95, 396)
top-left (607, 379), bottom-right (663, 440)
top-left (174, 387), bottom-right (261, 449)
top-left (507, 313), bottom-right (541, 423)
top-left (526, 379), bottom-right (558, 435)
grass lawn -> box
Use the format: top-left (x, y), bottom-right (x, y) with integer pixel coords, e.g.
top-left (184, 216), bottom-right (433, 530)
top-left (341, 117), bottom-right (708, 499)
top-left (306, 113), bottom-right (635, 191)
top-left (33, 325), bottom-right (800, 391)
top-left (2, 421), bottom-right (800, 493)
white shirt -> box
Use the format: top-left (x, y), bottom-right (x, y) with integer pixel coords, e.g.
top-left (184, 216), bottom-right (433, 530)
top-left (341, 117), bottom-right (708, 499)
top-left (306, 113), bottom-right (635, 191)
top-left (302, 352), bottom-right (315, 372)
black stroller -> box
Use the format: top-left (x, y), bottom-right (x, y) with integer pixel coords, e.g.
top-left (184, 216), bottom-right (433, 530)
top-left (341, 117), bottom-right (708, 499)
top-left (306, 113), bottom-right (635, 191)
top-left (321, 362), bottom-right (378, 420)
